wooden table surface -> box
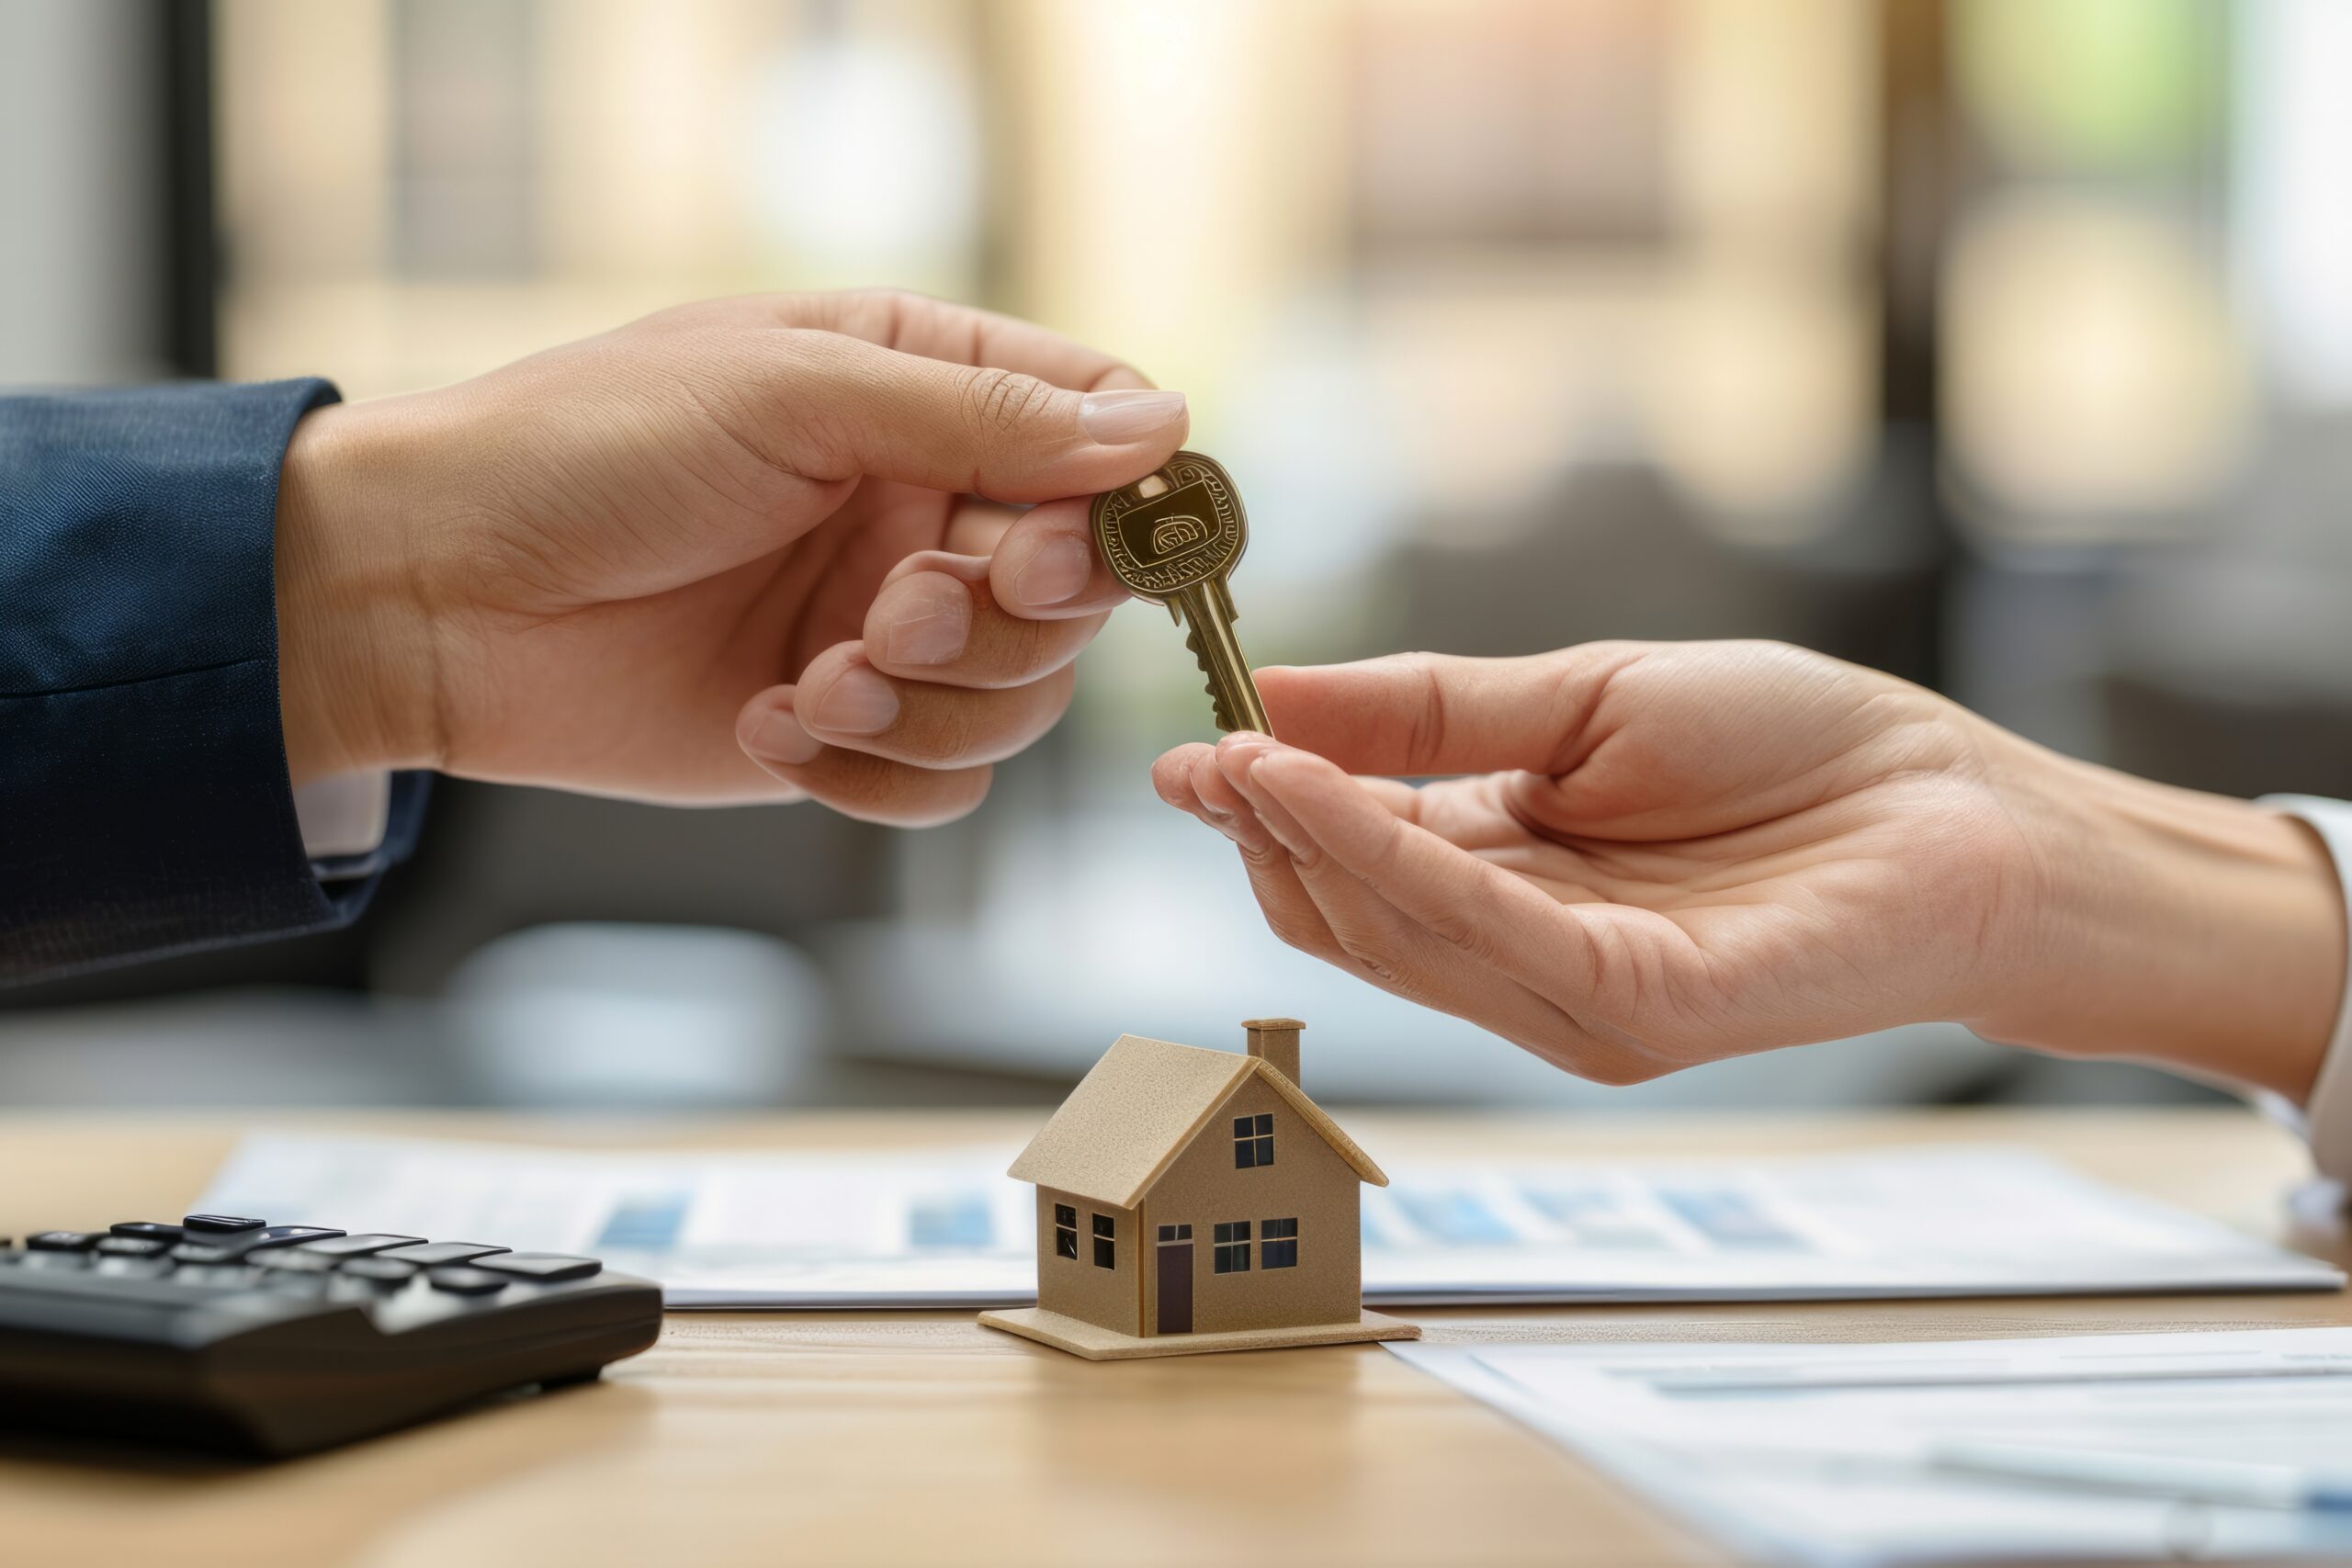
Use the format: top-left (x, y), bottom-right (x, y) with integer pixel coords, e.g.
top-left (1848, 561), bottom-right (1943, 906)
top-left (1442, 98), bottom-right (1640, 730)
top-left (5, 1106), bottom-right (2347, 1568)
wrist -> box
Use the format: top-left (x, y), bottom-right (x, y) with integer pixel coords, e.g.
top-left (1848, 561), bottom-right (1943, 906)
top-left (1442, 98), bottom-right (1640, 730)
top-left (273, 400), bottom-right (445, 785)
top-left (1972, 730), bottom-right (2346, 1100)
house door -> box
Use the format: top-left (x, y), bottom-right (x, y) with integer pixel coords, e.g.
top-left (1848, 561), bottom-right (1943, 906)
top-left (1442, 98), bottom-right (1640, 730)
top-left (1155, 1239), bottom-right (1193, 1335)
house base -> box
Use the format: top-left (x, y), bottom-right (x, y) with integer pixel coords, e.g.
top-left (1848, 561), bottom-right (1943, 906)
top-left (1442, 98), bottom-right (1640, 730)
top-left (976, 1305), bottom-right (1420, 1361)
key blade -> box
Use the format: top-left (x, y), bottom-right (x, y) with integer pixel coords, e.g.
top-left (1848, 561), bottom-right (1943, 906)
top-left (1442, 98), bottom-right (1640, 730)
top-left (1092, 453), bottom-right (1268, 735)
top-left (1183, 621), bottom-right (1249, 732)
top-left (1173, 581), bottom-right (1272, 736)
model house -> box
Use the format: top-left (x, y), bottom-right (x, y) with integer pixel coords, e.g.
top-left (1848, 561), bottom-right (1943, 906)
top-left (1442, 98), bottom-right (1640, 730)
top-left (978, 1020), bottom-right (1420, 1359)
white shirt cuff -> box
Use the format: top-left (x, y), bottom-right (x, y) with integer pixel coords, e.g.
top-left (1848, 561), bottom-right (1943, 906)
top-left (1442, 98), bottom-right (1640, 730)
top-left (292, 771), bottom-right (393, 870)
top-left (2256, 795), bottom-right (2352, 1184)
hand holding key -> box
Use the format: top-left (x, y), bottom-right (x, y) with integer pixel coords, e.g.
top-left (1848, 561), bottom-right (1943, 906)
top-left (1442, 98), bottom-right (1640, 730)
top-left (1091, 451), bottom-right (1272, 735)
top-left (273, 288), bottom-right (1187, 826)
top-left (1148, 642), bottom-right (2345, 1103)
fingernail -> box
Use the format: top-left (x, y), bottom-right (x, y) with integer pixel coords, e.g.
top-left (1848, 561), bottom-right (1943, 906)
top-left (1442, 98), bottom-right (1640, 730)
top-left (874, 573), bottom-right (971, 666)
top-left (746, 705), bottom-right (823, 765)
top-left (1079, 389), bottom-right (1185, 444)
top-left (1216, 737), bottom-right (1274, 781)
top-left (808, 666), bottom-right (900, 735)
top-left (1011, 535), bottom-right (1094, 608)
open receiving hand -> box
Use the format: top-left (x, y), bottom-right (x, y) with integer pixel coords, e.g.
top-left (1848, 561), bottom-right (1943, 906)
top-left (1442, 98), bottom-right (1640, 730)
top-left (272, 290), bottom-right (1183, 824)
top-left (1154, 642), bottom-right (2345, 1097)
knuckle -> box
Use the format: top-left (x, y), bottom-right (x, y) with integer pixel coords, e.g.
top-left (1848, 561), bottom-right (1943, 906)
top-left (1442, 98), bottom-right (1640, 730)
top-left (1266, 918), bottom-right (1317, 954)
top-left (852, 288), bottom-right (922, 341)
top-left (916, 695), bottom-right (984, 766)
top-left (1385, 651), bottom-right (1449, 773)
top-left (981, 612), bottom-right (1059, 683)
top-left (1238, 841), bottom-right (1291, 876)
top-left (1278, 833), bottom-right (1326, 874)
top-left (1423, 903), bottom-right (1504, 967)
top-left (1258, 902), bottom-right (1327, 958)
top-left (955, 365), bottom-right (1056, 443)
top-left (1328, 922), bottom-right (1407, 986)
top-left (846, 760), bottom-right (992, 828)
top-left (773, 323), bottom-right (845, 362)
top-left (891, 770), bottom-right (992, 828)
top-left (1525, 1032), bottom-right (1658, 1087)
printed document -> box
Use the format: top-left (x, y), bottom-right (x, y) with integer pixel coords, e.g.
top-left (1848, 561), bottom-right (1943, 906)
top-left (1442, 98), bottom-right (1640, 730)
top-left (196, 1135), bottom-right (2342, 1308)
top-left (1393, 1328), bottom-right (2352, 1564)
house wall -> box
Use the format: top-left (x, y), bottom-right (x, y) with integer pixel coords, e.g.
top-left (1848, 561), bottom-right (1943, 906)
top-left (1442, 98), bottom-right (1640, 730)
top-left (1032, 1184), bottom-right (1139, 1336)
top-left (1137, 1075), bottom-right (1362, 1337)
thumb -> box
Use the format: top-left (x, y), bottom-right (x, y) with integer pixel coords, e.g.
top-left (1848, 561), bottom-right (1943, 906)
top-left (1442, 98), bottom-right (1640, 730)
top-left (765, 329), bottom-right (1188, 502)
top-left (1258, 647), bottom-right (1648, 778)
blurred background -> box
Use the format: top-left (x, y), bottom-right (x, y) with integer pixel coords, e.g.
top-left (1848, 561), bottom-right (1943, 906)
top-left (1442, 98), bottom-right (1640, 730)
top-left (4, 0), bottom-right (2347, 1113)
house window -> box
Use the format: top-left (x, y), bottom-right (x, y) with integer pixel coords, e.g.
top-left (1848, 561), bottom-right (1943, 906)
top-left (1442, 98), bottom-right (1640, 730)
top-left (1213, 1220), bottom-right (1251, 1273)
top-left (1092, 1213), bottom-right (1116, 1269)
top-left (1261, 1217), bottom-right (1298, 1269)
top-left (1233, 1112), bottom-right (1274, 1168)
top-left (1053, 1203), bottom-right (1078, 1260)
top-left (1157, 1224), bottom-right (1192, 1242)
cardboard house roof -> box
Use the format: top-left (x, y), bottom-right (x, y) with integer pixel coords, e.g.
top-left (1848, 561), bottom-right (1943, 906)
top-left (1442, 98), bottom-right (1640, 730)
top-left (1006, 1033), bottom-right (1389, 1211)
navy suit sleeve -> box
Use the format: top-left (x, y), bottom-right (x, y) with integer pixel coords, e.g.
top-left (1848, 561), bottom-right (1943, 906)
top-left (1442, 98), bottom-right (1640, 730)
top-left (1, 380), bottom-right (428, 985)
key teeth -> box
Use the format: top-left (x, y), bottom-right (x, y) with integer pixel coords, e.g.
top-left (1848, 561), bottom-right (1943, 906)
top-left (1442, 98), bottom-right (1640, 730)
top-left (1183, 622), bottom-right (1243, 733)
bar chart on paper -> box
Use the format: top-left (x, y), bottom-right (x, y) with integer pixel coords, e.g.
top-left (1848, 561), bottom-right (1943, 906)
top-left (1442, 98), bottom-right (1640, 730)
top-left (1392, 1329), bottom-right (2352, 1566)
top-left (198, 1136), bottom-right (2341, 1308)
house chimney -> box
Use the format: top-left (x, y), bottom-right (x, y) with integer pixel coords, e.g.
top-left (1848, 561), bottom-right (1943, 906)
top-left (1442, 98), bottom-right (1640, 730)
top-left (1242, 1018), bottom-right (1304, 1085)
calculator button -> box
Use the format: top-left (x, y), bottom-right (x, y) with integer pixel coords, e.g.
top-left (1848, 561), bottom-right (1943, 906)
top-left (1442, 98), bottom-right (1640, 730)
top-left (18, 1250), bottom-right (93, 1270)
top-left (425, 1267), bottom-right (510, 1295)
top-left (94, 1256), bottom-right (174, 1280)
top-left (181, 1214), bottom-right (266, 1233)
top-left (175, 1226), bottom-right (343, 1261)
top-left (110, 1222), bottom-right (185, 1242)
top-left (376, 1242), bottom-right (509, 1267)
top-left (173, 1264), bottom-right (259, 1290)
top-left (171, 1243), bottom-right (243, 1264)
top-left (466, 1253), bottom-right (601, 1282)
top-left (337, 1257), bottom-right (419, 1284)
top-left (94, 1236), bottom-right (169, 1258)
top-left (325, 1273), bottom-right (400, 1303)
top-left (27, 1232), bottom-right (99, 1251)
top-left (253, 1251), bottom-right (335, 1273)
top-left (294, 1233), bottom-right (423, 1258)
top-left (235, 1226), bottom-right (345, 1253)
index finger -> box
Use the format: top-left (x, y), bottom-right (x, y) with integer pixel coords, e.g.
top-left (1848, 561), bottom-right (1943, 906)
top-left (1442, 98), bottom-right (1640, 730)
top-left (989, 498), bottom-right (1133, 620)
top-left (738, 289), bottom-right (1153, 392)
top-left (1256, 647), bottom-right (1651, 779)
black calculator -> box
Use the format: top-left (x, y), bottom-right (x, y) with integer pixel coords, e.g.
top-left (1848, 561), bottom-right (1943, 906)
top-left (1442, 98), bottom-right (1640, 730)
top-left (0, 1213), bottom-right (662, 1456)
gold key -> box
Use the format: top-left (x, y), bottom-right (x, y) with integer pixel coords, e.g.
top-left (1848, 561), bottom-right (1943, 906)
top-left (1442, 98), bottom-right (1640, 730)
top-left (1091, 451), bottom-right (1272, 735)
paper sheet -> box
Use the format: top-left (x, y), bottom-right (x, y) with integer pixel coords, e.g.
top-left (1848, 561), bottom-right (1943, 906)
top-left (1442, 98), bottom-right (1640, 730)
top-left (193, 1134), bottom-right (2343, 1308)
top-left (1391, 1328), bottom-right (2352, 1565)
